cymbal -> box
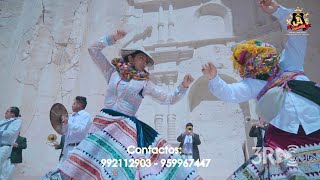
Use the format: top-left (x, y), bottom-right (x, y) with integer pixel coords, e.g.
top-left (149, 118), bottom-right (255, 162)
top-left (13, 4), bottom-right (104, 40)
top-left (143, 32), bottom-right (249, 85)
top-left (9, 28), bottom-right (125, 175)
top-left (50, 103), bottom-right (68, 135)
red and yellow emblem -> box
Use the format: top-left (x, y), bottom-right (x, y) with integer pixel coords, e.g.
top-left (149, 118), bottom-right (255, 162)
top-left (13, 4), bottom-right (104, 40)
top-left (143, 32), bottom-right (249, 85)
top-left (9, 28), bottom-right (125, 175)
top-left (286, 7), bottom-right (311, 31)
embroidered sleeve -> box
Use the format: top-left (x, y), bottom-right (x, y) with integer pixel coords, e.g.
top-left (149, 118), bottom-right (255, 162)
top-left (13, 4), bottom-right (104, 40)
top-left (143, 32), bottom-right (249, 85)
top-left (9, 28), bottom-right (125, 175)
top-left (143, 81), bottom-right (188, 105)
top-left (88, 35), bottom-right (116, 82)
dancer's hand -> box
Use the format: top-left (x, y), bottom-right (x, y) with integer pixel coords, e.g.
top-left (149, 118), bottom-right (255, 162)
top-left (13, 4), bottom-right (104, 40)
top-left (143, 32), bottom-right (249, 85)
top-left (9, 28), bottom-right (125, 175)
top-left (257, 0), bottom-right (279, 14)
top-left (182, 74), bottom-right (194, 88)
top-left (252, 122), bottom-right (265, 128)
top-left (61, 114), bottom-right (68, 125)
top-left (53, 144), bottom-right (59, 149)
top-left (202, 62), bottom-right (217, 80)
top-left (112, 30), bottom-right (127, 42)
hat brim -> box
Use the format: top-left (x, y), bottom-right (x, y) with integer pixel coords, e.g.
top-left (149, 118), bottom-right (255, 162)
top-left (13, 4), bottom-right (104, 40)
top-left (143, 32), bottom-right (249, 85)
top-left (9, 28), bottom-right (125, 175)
top-left (120, 49), bottom-right (154, 67)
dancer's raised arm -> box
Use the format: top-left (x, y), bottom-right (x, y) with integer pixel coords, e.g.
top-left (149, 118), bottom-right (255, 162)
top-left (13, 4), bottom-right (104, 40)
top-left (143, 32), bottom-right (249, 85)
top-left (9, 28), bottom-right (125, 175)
top-left (88, 30), bottom-right (127, 82)
top-left (202, 62), bottom-right (265, 103)
top-left (143, 74), bottom-right (194, 105)
top-left (259, 0), bottom-right (308, 72)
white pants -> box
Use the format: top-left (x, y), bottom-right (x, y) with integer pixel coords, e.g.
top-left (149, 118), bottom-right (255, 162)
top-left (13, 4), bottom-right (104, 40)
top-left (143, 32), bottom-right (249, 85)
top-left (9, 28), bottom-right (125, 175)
top-left (0, 146), bottom-right (15, 180)
top-left (1, 159), bottom-right (15, 180)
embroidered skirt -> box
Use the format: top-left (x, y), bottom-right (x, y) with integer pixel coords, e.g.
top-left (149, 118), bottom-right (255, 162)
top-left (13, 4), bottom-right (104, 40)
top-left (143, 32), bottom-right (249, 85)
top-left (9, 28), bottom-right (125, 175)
top-left (229, 125), bottom-right (320, 179)
top-left (44, 109), bottom-right (202, 180)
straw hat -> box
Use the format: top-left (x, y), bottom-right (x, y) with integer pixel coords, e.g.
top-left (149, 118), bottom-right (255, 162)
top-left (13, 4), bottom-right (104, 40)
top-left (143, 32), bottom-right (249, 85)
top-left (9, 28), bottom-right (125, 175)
top-left (120, 45), bottom-right (154, 67)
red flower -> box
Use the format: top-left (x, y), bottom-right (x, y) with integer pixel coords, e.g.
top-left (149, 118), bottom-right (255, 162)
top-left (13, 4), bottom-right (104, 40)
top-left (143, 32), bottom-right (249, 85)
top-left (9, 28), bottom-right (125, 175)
top-left (238, 51), bottom-right (248, 65)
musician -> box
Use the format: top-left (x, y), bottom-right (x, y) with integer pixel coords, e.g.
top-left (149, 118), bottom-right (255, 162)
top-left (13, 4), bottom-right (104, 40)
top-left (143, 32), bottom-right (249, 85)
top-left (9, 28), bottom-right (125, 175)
top-left (249, 120), bottom-right (268, 147)
top-left (177, 123), bottom-right (201, 161)
top-left (0, 107), bottom-right (22, 179)
top-left (53, 135), bottom-right (65, 161)
top-left (59, 96), bottom-right (92, 163)
top-left (10, 132), bottom-right (27, 164)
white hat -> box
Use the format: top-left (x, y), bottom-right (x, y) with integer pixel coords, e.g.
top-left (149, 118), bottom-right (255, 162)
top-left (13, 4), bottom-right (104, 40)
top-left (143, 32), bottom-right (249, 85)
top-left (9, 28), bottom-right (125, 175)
top-left (120, 45), bottom-right (154, 67)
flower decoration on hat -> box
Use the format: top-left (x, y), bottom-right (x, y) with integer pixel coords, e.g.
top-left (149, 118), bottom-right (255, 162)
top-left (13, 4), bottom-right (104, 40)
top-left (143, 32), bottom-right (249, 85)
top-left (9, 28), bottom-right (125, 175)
top-left (231, 39), bottom-right (280, 80)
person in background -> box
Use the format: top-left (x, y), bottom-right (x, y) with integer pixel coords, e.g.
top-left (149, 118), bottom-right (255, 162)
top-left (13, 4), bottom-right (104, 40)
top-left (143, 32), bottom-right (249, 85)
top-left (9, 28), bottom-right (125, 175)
top-left (249, 120), bottom-right (268, 147)
top-left (10, 132), bottom-right (27, 164)
top-left (0, 107), bottom-right (22, 180)
top-left (54, 135), bottom-right (65, 161)
top-left (59, 96), bottom-right (92, 163)
top-left (177, 123), bottom-right (201, 161)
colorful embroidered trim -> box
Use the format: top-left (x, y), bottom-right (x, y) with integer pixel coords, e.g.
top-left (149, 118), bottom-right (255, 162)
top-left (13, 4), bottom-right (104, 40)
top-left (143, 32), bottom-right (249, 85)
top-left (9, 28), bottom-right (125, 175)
top-left (257, 71), bottom-right (305, 100)
top-left (231, 39), bottom-right (280, 79)
top-left (112, 58), bottom-right (150, 81)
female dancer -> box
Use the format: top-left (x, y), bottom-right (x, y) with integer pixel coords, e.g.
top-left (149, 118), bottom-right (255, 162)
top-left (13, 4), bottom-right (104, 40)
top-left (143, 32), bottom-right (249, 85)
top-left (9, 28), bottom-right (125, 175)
top-left (202, 0), bottom-right (320, 179)
top-left (44, 29), bottom-right (202, 180)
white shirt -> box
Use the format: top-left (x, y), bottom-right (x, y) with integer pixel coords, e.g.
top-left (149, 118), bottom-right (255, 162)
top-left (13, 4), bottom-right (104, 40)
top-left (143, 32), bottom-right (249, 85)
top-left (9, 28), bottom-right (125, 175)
top-left (182, 135), bottom-right (193, 154)
top-left (62, 110), bottom-right (92, 155)
top-left (208, 6), bottom-right (320, 135)
top-left (89, 35), bottom-right (188, 107)
top-left (0, 118), bottom-right (22, 145)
